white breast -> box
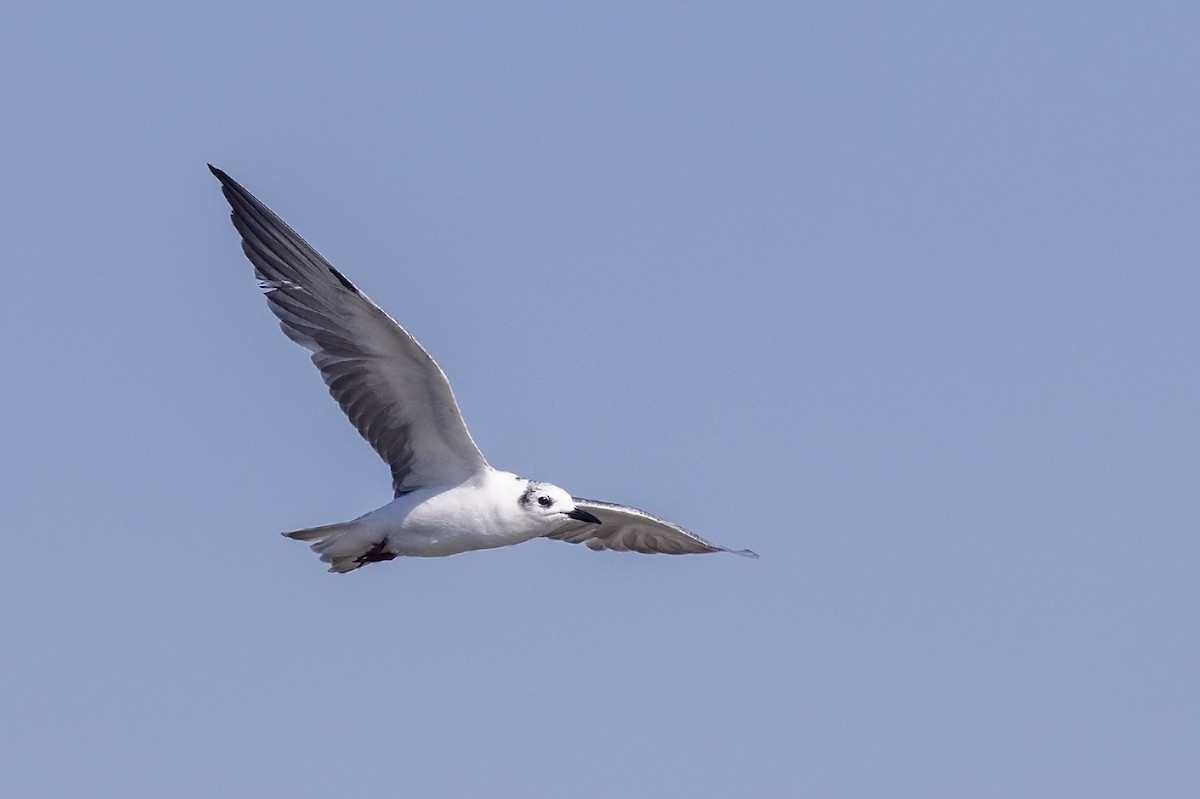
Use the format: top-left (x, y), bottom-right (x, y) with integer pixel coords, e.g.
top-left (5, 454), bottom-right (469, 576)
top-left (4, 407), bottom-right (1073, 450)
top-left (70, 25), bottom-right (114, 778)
top-left (366, 472), bottom-right (541, 557)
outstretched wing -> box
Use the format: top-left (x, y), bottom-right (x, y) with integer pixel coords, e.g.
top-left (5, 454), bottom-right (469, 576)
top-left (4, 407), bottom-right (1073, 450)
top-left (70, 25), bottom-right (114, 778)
top-left (547, 498), bottom-right (757, 557)
top-left (210, 165), bottom-right (489, 495)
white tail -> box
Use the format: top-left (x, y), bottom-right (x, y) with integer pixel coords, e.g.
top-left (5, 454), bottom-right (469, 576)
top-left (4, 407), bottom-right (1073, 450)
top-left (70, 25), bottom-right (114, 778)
top-left (282, 520), bottom-right (384, 573)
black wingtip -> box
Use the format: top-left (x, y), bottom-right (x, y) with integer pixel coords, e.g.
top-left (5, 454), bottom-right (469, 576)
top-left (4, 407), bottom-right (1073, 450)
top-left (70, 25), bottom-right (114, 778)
top-left (327, 264), bottom-right (358, 292)
top-left (208, 165), bottom-right (366, 297)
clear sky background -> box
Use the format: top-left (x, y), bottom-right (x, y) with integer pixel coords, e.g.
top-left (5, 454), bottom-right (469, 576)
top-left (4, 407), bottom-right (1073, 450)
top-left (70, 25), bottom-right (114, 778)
top-left (2, 2), bottom-right (1197, 797)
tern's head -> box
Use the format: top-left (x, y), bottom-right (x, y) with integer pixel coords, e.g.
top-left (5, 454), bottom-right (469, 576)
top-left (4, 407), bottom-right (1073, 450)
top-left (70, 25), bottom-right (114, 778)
top-left (513, 477), bottom-right (602, 529)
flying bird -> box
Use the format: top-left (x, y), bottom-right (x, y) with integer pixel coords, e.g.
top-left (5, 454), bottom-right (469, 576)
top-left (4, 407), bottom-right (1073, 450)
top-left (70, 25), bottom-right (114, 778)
top-left (210, 165), bottom-right (757, 572)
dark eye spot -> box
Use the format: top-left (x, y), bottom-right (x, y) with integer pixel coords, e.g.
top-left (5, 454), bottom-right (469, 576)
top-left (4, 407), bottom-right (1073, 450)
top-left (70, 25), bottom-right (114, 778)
top-left (537, 496), bottom-right (553, 508)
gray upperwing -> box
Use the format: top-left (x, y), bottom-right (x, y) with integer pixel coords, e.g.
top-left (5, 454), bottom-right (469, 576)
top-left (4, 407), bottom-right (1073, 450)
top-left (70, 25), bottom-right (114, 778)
top-left (210, 165), bottom-right (490, 495)
top-left (547, 498), bottom-right (758, 557)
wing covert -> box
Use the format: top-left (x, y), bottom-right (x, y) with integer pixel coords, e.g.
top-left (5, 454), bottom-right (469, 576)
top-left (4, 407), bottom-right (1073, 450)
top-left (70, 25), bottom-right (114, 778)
top-left (547, 498), bottom-right (757, 557)
top-left (210, 165), bottom-right (490, 495)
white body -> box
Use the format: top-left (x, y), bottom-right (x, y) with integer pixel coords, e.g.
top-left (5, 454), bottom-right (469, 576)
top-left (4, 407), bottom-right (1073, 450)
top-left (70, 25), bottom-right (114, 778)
top-left (358, 471), bottom-right (557, 557)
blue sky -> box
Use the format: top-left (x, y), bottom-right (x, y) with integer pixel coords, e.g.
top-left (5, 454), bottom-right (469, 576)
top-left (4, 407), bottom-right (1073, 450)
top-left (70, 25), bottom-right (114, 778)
top-left (2, 2), bottom-right (1198, 796)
